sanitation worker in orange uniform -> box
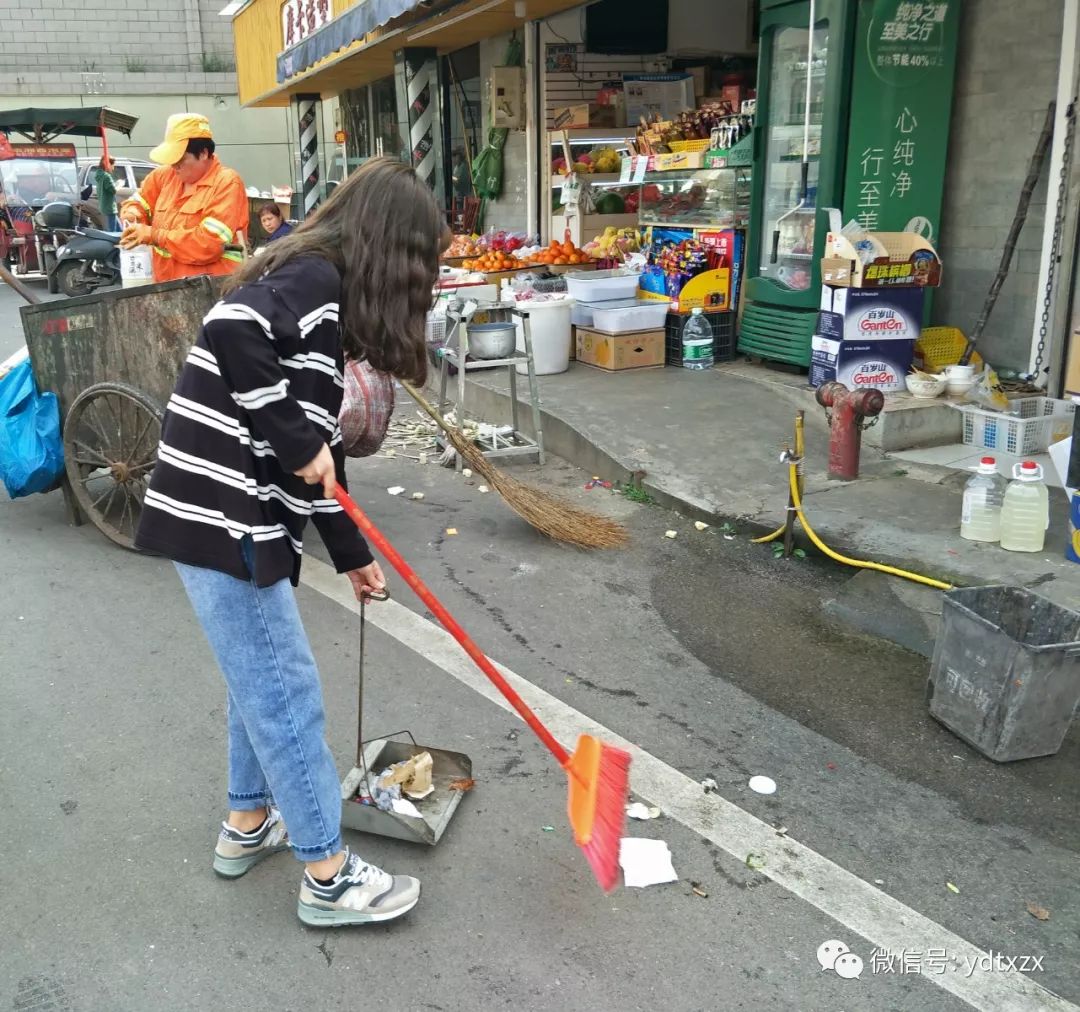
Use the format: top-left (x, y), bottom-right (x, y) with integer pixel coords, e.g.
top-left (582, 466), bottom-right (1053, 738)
top-left (119, 114), bottom-right (249, 282)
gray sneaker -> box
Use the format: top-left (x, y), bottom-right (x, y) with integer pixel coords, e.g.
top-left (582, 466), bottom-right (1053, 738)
top-left (213, 807), bottom-right (289, 878)
top-left (297, 847), bottom-right (420, 927)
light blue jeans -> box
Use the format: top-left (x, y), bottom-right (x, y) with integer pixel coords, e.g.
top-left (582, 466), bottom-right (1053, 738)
top-left (175, 550), bottom-right (342, 862)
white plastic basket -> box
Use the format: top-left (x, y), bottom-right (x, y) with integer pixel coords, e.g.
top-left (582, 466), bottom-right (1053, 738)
top-left (958, 397), bottom-right (1076, 455)
top-left (564, 268), bottom-right (642, 303)
top-left (425, 311), bottom-right (447, 349)
top-left (590, 299), bottom-right (671, 334)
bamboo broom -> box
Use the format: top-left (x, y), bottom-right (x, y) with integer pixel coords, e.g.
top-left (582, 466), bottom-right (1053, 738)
top-left (401, 382), bottom-right (627, 550)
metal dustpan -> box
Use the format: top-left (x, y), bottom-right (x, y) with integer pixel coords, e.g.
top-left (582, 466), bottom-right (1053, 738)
top-left (340, 592), bottom-right (472, 845)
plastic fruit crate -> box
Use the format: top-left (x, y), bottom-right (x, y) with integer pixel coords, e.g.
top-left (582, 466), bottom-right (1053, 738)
top-left (958, 397), bottom-right (1076, 455)
top-left (664, 311), bottom-right (735, 366)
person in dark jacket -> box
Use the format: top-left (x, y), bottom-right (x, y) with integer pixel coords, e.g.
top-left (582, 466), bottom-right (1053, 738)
top-left (136, 158), bottom-right (447, 927)
top-left (258, 202), bottom-right (293, 243)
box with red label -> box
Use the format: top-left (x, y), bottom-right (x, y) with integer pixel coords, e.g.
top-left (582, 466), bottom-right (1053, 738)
top-left (821, 222), bottom-right (942, 289)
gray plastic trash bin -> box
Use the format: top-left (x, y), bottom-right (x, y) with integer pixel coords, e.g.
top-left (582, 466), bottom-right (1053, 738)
top-left (926, 586), bottom-right (1080, 761)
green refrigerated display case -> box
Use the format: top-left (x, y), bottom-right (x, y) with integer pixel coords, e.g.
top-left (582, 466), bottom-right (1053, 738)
top-left (739, 0), bottom-right (960, 367)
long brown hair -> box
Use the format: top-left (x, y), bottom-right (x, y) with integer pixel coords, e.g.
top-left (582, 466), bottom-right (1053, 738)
top-left (226, 158), bottom-right (446, 386)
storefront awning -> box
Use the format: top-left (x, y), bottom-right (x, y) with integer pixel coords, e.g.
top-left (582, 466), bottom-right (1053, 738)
top-left (277, 0), bottom-right (421, 83)
top-left (236, 0), bottom-right (587, 107)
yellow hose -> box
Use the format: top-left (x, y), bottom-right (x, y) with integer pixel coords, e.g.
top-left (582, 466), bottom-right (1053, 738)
top-left (752, 414), bottom-right (805, 546)
top-left (786, 464), bottom-right (953, 591)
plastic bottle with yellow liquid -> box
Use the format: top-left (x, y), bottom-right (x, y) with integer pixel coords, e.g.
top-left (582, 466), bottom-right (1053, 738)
top-left (999, 461), bottom-right (1050, 553)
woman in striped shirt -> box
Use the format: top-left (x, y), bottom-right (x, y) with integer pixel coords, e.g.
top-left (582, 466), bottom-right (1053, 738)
top-left (136, 158), bottom-right (446, 927)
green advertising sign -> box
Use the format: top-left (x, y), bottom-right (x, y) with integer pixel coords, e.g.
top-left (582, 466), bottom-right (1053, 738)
top-left (843, 0), bottom-right (960, 242)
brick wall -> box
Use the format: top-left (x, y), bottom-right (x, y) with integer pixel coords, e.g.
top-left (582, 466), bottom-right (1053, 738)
top-left (0, 0), bottom-right (238, 91)
top-left (933, 0), bottom-right (1064, 370)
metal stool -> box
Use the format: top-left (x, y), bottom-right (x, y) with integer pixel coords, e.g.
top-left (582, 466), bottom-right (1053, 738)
top-left (436, 305), bottom-right (545, 469)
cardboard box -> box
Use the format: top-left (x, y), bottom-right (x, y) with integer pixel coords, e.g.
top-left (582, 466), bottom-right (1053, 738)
top-left (639, 266), bottom-right (732, 314)
top-left (576, 327), bottom-right (665, 371)
top-left (1064, 330), bottom-right (1080, 398)
top-left (817, 285), bottom-right (925, 342)
top-left (810, 286), bottom-right (924, 392)
top-left (552, 104), bottom-right (590, 130)
top-left (652, 150), bottom-right (706, 172)
top-left (624, 74), bottom-right (695, 126)
top-left (552, 103), bottom-right (618, 130)
top-left (822, 227), bottom-right (943, 289)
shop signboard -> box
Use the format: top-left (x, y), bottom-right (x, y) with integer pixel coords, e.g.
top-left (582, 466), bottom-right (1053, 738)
top-left (842, 0), bottom-right (960, 241)
top-left (282, 0), bottom-right (330, 51)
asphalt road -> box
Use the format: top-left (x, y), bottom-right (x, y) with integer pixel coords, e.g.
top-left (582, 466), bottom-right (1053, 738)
top-left (1, 280), bottom-right (1077, 1011)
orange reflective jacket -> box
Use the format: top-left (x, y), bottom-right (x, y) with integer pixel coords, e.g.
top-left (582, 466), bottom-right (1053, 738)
top-left (120, 159), bottom-right (249, 283)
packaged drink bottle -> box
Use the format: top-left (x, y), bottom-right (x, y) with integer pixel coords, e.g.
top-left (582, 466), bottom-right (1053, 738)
top-left (960, 456), bottom-right (1007, 543)
top-left (999, 460), bottom-right (1050, 553)
top-left (681, 308), bottom-right (713, 370)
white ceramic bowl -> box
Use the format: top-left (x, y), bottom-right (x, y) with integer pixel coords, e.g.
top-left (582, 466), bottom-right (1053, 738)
top-left (906, 373), bottom-right (946, 398)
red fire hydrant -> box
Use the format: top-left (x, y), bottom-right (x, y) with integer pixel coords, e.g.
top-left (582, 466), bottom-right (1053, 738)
top-left (815, 381), bottom-right (884, 481)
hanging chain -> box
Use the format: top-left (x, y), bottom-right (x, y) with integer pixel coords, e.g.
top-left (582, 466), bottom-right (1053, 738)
top-left (1036, 101), bottom-right (1076, 376)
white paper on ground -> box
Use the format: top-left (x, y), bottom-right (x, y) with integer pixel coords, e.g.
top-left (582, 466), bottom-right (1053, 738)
top-left (391, 798), bottom-right (423, 819)
top-left (1048, 437), bottom-right (1076, 500)
top-left (619, 837), bottom-right (678, 888)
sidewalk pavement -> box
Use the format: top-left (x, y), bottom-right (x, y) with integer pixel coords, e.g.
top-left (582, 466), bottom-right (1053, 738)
top-left (447, 360), bottom-right (1080, 649)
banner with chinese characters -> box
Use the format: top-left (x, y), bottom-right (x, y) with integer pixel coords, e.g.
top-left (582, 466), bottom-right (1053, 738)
top-left (842, 0), bottom-right (960, 242)
top-left (282, 0), bottom-right (330, 51)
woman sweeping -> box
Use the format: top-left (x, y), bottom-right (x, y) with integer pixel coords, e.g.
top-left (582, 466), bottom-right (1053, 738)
top-left (135, 158), bottom-right (446, 927)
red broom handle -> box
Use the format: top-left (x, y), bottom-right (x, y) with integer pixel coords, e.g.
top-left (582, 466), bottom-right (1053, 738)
top-left (333, 487), bottom-right (572, 768)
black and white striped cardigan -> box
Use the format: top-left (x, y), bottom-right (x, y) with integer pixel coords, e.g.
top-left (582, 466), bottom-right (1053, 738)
top-left (136, 255), bottom-right (374, 586)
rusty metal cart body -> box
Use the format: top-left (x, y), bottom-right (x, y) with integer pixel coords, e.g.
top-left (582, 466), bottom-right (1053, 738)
top-left (20, 276), bottom-right (220, 547)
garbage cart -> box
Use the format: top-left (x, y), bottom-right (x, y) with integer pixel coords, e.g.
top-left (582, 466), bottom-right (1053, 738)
top-left (19, 276), bottom-right (220, 548)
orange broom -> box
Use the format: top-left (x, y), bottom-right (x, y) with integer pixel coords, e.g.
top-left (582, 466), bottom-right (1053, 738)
top-left (334, 487), bottom-right (631, 891)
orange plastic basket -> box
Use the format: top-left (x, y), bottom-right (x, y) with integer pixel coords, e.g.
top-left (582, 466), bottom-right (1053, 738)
top-left (915, 326), bottom-right (983, 372)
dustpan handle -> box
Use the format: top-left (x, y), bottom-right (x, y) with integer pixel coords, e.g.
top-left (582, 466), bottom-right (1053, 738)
top-left (357, 588), bottom-right (389, 766)
top-left (334, 487), bottom-right (571, 768)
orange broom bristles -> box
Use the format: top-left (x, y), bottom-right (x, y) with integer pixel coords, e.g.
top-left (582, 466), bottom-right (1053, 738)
top-left (333, 487), bottom-right (632, 892)
top-left (566, 734), bottom-right (631, 893)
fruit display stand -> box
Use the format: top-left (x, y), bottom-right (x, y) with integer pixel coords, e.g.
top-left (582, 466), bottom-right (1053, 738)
top-left (549, 127), bottom-right (639, 249)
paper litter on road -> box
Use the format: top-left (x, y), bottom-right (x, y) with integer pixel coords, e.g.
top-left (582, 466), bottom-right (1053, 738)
top-left (664, 530), bottom-right (677, 539)
top-left (748, 775), bottom-right (777, 795)
top-left (478, 485), bottom-right (490, 493)
top-left (411, 492), bottom-right (425, 501)
top-left (387, 486), bottom-right (406, 496)
top-left (619, 838), bottom-right (678, 888)
top-left (694, 521), bottom-right (709, 531)
top-left (462, 469), bottom-right (473, 478)
top-left (626, 802), bottom-right (661, 820)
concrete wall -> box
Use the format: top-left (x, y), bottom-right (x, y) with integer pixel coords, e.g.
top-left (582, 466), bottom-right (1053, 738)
top-left (0, 0), bottom-right (237, 85)
top-left (933, 0), bottom-right (1063, 370)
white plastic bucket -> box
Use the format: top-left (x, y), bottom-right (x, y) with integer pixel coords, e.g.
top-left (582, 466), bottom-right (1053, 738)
top-left (120, 245), bottom-right (153, 288)
top-left (514, 298), bottom-right (575, 375)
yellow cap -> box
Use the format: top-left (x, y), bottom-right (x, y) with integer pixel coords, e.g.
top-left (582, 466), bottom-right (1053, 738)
top-left (149, 113), bottom-right (213, 165)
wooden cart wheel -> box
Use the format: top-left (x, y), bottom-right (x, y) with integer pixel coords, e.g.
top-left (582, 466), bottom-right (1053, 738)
top-left (63, 382), bottom-right (163, 550)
